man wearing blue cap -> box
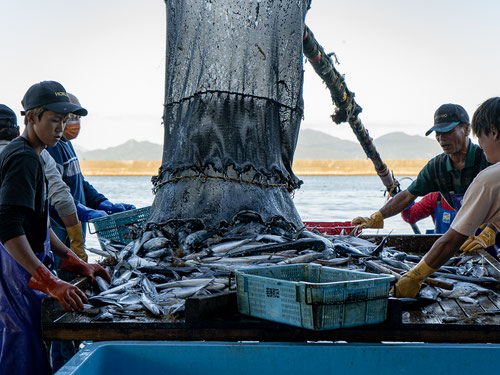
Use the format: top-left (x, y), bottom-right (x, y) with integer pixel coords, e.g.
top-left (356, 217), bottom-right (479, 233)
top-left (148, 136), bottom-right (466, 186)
top-left (352, 103), bottom-right (490, 238)
top-left (395, 97), bottom-right (500, 297)
top-left (0, 81), bottom-right (110, 375)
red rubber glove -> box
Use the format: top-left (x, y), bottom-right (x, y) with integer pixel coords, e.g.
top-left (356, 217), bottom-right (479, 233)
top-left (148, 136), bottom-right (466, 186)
top-left (28, 263), bottom-right (88, 312)
top-left (59, 250), bottom-right (111, 286)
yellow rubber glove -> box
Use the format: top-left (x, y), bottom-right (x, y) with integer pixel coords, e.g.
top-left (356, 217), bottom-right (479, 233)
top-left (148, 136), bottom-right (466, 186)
top-left (66, 223), bottom-right (88, 262)
top-left (459, 226), bottom-right (497, 253)
top-left (394, 259), bottom-right (436, 298)
top-left (351, 211), bottom-right (384, 229)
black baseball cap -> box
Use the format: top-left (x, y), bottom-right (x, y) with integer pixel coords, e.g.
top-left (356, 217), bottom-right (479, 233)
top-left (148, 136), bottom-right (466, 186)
top-left (425, 103), bottom-right (469, 136)
top-left (0, 104), bottom-right (18, 128)
top-left (21, 81), bottom-right (88, 116)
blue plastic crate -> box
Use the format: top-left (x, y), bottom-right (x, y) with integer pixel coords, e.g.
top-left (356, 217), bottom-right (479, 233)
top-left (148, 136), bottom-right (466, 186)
top-left (89, 206), bottom-right (151, 248)
top-left (56, 341), bottom-right (500, 375)
top-left (235, 264), bottom-right (395, 330)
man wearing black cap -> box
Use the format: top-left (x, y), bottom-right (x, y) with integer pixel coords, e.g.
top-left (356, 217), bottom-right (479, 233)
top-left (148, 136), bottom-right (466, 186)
top-left (0, 81), bottom-right (110, 375)
top-left (351, 103), bottom-right (489, 234)
top-left (0, 104), bottom-right (88, 262)
top-left (0, 104), bottom-right (20, 148)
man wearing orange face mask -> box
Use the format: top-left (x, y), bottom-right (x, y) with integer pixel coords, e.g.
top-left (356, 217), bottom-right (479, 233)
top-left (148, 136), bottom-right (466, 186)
top-left (46, 93), bottom-right (136, 257)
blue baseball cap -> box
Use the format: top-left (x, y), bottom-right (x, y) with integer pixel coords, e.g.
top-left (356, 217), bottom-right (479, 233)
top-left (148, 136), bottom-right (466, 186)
top-left (0, 104), bottom-right (18, 128)
top-left (21, 81), bottom-right (87, 116)
top-left (425, 103), bottom-right (469, 136)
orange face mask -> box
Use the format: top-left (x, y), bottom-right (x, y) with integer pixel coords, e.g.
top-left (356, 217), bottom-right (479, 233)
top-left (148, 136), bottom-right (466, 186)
top-left (64, 121), bottom-right (81, 140)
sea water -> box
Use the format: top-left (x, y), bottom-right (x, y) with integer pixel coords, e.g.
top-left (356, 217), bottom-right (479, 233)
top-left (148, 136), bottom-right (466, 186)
top-left (84, 175), bottom-right (435, 252)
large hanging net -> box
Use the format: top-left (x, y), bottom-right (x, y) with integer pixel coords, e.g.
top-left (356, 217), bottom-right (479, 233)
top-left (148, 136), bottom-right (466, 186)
top-left (150, 0), bottom-right (311, 229)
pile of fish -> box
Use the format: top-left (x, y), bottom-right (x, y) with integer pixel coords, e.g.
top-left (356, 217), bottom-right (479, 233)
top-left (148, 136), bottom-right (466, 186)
top-left (80, 210), bottom-right (500, 323)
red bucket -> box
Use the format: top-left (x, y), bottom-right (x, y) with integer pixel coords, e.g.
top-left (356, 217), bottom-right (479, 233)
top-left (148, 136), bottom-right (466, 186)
top-left (303, 221), bottom-right (361, 236)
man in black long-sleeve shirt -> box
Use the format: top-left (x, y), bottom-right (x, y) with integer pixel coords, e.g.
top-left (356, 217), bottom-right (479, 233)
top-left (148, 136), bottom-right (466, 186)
top-left (0, 81), bottom-right (110, 375)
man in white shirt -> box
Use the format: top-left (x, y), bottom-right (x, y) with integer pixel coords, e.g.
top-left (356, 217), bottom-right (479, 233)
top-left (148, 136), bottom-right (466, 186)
top-left (395, 97), bottom-right (500, 297)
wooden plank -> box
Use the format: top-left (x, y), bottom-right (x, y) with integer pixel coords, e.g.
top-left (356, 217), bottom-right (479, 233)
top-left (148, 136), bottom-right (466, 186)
top-left (438, 299), bottom-right (467, 324)
top-left (360, 234), bottom-right (440, 254)
top-left (185, 291), bottom-right (238, 323)
top-left (41, 319), bottom-right (500, 343)
top-left (405, 301), bottom-right (443, 324)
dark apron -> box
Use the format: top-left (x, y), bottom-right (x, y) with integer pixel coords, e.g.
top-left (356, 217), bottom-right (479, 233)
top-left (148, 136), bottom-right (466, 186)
top-left (0, 212), bottom-right (53, 375)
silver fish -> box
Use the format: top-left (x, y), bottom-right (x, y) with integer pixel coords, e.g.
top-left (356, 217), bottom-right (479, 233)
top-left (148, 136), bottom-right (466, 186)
top-left (91, 311), bottom-right (114, 322)
top-left (100, 278), bottom-right (140, 296)
top-left (143, 237), bottom-right (170, 252)
top-left (140, 275), bottom-right (158, 298)
top-left (140, 293), bottom-right (163, 316)
top-left (300, 231), bottom-right (334, 249)
top-left (118, 293), bottom-right (142, 305)
top-left (159, 284), bottom-right (208, 299)
top-left (112, 269), bottom-right (133, 286)
top-left (210, 239), bottom-right (253, 254)
top-left (145, 248), bottom-right (172, 259)
top-left (118, 241), bottom-right (136, 261)
top-left (439, 282), bottom-right (493, 299)
top-left (278, 253), bottom-right (322, 265)
top-left (156, 278), bottom-right (215, 290)
top-left (95, 276), bottom-right (110, 292)
top-left (127, 256), bottom-right (157, 269)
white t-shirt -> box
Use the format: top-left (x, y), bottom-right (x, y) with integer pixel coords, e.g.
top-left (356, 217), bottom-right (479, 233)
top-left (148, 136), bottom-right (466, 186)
top-left (451, 162), bottom-right (500, 236)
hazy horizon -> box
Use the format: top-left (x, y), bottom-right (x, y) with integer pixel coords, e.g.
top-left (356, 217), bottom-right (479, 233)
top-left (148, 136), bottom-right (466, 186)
top-left (1, 1), bottom-right (498, 150)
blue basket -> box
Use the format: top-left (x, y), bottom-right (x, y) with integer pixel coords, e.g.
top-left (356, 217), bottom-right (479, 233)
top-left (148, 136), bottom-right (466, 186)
top-left (89, 206), bottom-right (151, 247)
top-left (235, 264), bottom-right (395, 330)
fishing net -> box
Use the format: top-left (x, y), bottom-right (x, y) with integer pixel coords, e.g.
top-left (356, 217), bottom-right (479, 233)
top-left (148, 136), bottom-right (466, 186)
top-left (150, 0), bottom-right (311, 228)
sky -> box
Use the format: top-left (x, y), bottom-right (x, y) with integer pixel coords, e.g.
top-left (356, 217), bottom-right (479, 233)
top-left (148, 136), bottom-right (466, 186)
top-left (0, 0), bottom-right (499, 151)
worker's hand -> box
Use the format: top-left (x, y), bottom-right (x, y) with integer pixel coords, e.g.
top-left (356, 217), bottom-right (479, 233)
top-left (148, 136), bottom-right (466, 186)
top-left (28, 263), bottom-right (88, 312)
top-left (76, 202), bottom-right (107, 222)
top-left (120, 203), bottom-right (136, 211)
top-left (393, 259), bottom-right (436, 298)
top-left (98, 200), bottom-right (136, 214)
top-left (351, 211), bottom-right (384, 229)
top-left (460, 227), bottom-right (497, 253)
top-left (66, 223), bottom-right (87, 262)
top-left (59, 250), bottom-right (111, 286)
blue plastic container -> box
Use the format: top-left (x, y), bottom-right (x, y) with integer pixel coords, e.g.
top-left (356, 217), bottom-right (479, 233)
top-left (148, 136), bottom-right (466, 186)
top-left (56, 341), bottom-right (500, 375)
top-left (236, 264), bottom-right (394, 330)
top-left (89, 206), bottom-right (151, 247)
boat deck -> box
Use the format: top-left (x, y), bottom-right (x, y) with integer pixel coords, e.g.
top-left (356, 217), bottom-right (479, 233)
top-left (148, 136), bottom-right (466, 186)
top-left (41, 235), bottom-right (500, 343)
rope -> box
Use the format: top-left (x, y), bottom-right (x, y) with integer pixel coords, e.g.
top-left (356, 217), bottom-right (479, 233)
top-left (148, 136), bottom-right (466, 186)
top-left (152, 173), bottom-right (291, 194)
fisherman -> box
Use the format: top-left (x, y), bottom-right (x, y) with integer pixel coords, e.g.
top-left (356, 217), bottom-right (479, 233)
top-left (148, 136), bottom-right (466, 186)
top-left (0, 81), bottom-right (110, 375)
top-left (401, 192), bottom-right (455, 234)
top-left (394, 97), bottom-right (500, 297)
top-left (45, 92), bottom-right (136, 370)
top-left (352, 103), bottom-right (490, 237)
top-left (46, 92), bottom-right (136, 261)
top-left (0, 104), bottom-right (87, 262)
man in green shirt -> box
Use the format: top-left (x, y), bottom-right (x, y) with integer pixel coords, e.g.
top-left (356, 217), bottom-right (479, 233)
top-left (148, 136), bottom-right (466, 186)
top-left (352, 103), bottom-right (489, 230)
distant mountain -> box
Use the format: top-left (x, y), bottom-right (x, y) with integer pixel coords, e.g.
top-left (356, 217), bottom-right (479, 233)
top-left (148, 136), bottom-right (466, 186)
top-left (295, 129), bottom-right (443, 160)
top-left (76, 140), bottom-right (162, 161)
top-left (75, 130), bottom-right (445, 160)
top-left (373, 132), bottom-right (443, 159)
top-left (295, 130), bottom-right (364, 159)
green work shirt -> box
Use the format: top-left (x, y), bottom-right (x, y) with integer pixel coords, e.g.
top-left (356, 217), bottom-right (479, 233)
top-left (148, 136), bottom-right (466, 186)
top-left (407, 140), bottom-right (489, 208)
